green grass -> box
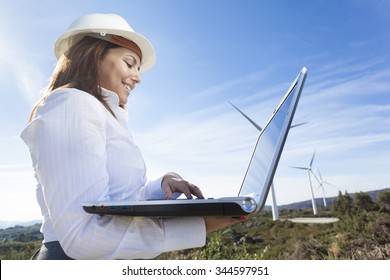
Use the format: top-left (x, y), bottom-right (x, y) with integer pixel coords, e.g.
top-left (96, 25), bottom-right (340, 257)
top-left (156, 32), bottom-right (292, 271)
top-left (157, 208), bottom-right (390, 260)
top-left (1, 207), bottom-right (389, 260)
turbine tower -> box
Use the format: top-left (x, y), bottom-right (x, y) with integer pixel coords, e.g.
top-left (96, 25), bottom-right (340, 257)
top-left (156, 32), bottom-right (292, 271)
top-left (291, 150), bottom-right (319, 215)
top-left (229, 101), bottom-right (306, 221)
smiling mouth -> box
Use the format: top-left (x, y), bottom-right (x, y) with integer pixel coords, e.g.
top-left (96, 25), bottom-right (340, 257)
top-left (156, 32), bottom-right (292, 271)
top-left (123, 83), bottom-right (132, 93)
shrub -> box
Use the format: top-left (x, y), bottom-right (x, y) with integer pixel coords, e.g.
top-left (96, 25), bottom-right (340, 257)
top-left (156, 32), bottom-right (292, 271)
top-left (354, 192), bottom-right (378, 211)
top-left (332, 191), bottom-right (354, 216)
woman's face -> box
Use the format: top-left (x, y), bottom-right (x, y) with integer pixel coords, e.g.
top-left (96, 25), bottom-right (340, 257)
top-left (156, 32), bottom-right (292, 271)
top-left (98, 47), bottom-right (142, 106)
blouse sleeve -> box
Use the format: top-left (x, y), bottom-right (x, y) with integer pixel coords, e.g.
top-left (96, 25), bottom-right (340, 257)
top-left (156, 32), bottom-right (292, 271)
top-left (21, 90), bottom-right (206, 259)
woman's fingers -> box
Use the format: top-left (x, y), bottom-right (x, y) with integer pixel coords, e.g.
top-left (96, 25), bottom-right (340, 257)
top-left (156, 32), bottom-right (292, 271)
top-left (188, 183), bottom-right (204, 199)
top-left (161, 173), bottom-right (204, 199)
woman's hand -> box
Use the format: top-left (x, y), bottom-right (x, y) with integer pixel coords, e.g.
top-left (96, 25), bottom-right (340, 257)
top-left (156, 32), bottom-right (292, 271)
top-left (161, 172), bottom-right (246, 234)
top-left (204, 216), bottom-right (246, 234)
top-left (161, 172), bottom-right (204, 199)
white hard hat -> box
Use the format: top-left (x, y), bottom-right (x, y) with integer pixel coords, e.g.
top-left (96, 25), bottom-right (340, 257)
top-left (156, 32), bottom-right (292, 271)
top-left (54, 13), bottom-right (156, 72)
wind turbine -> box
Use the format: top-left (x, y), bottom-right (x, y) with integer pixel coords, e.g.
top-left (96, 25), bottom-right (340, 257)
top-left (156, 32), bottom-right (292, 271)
top-left (291, 150), bottom-right (319, 215)
top-left (314, 168), bottom-right (335, 207)
top-left (229, 102), bottom-right (307, 130)
top-left (228, 101), bottom-right (306, 221)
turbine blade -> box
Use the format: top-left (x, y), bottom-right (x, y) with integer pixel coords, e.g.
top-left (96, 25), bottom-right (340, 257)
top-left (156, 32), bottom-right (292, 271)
top-left (290, 166), bottom-right (309, 170)
top-left (310, 149), bottom-right (316, 168)
top-left (323, 181), bottom-right (336, 188)
top-left (291, 121), bottom-right (308, 128)
top-left (317, 169), bottom-right (323, 181)
top-left (310, 170), bottom-right (320, 183)
top-left (228, 101), bottom-right (263, 131)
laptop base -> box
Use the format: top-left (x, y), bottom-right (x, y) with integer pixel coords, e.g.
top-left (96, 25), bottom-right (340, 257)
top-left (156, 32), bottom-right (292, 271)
top-left (83, 197), bottom-right (257, 217)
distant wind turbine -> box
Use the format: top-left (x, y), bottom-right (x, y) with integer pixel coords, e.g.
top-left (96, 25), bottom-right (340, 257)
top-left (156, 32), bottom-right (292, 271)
top-left (228, 101), bottom-right (307, 221)
top-left (291, 150), bottom-right (319, 215)
top-left (314, 168), bottom-right (335, 207)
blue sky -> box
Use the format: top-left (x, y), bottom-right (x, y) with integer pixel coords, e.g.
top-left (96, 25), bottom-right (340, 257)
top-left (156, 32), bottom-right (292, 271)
top-left (0, 0), bottom-right (389, 222)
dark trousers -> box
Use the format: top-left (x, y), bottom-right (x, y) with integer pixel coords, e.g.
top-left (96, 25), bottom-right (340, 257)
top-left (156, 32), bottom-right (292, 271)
top-left (31, 241), bottom-right (73, 260)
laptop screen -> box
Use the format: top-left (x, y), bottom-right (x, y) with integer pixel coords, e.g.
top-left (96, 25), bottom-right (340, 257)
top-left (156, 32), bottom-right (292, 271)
top-left (238, 69), bottom-right (305, 211)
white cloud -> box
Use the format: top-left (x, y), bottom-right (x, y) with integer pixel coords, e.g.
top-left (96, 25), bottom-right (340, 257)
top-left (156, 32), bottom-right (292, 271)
top-left (0, 48), bottom-right (47, 104)
top-left (0, 9), bottom-right (49, 105)
top-left (0, 164), bottom-right (39, 221)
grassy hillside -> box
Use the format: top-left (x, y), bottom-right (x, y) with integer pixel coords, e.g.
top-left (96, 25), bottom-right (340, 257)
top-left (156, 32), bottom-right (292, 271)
top-left (158, 209), bottom-right (390, 260)
top-left (1, 190), bottom-right (389, 260)
top-left (0, 224), bottom-right (42, 260)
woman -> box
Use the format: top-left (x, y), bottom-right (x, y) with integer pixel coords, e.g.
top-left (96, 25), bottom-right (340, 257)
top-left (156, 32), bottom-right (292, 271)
top-left (21, 13), bottom-right (239, 260)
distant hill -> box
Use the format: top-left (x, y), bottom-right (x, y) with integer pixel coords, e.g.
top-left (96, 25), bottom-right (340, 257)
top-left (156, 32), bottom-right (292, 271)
top-left (0, 220), bottom-right (41, 230)
top-left (1, 187), bottom-right (389, 229)
top-left (264, 187), bottom-right (390, 211)
top-left (0, 223), bottom-right (42, 242)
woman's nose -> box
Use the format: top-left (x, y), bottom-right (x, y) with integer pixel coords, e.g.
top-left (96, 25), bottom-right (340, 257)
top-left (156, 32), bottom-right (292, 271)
top-left (132, 70), bottom-right (141, 84)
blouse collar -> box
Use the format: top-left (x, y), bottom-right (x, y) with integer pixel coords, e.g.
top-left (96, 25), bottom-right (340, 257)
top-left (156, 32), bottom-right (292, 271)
top-left (100, 87), bottom-right (129, 124)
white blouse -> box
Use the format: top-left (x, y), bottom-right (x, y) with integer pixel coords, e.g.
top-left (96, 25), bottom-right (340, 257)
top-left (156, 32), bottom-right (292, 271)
top-left (21, 87), bottom-right (206, 259)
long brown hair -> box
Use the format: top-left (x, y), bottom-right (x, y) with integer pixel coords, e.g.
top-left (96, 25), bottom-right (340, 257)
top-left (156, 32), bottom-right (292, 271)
top-left (29, 36), bottom-right (121, 121)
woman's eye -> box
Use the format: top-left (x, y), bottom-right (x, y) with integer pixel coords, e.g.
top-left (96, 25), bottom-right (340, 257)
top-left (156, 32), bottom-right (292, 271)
top-left (125, 61), bottom-right (133, 68)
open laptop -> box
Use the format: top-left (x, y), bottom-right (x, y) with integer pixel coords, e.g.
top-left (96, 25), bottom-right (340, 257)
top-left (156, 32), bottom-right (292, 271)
top-left (83, 67), bottom-right (307, 217)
